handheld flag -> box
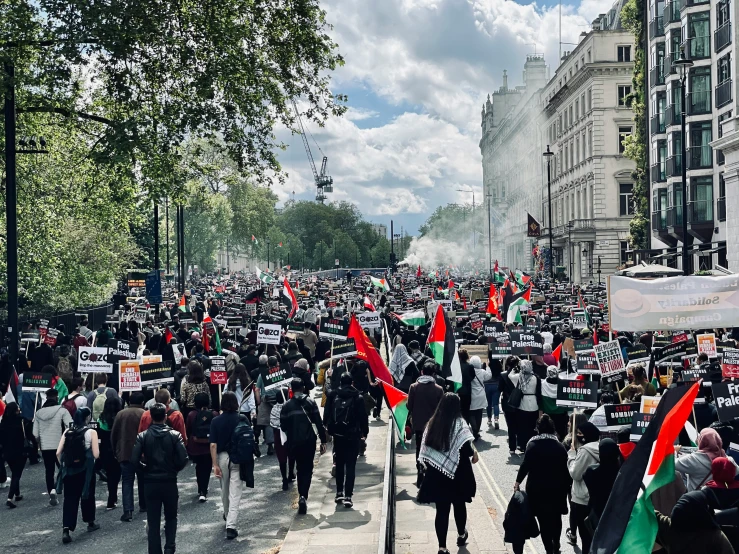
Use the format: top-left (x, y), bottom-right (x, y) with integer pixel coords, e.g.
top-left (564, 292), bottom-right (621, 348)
top-left (486, 284), bottom-right (499, 317)
top-left (380, 381), bottom-right (409, 449)
top-left (256, 267), bottom-right (273, 285)
top-left (427, 304), bottom-right (460, 389)
top-left (178, 295), bottom-right (190, 313)
top-left (363, 296), bottom-right (376, 312)
top-left (281, 278), bottom-right (298, 319)
top-left (392, 310), bottom-right (426, 327)
top-left (347, 315), bottom-right (393, 385)
top-left (370, 276), bottom-right (390, 291)
top-left (552, 343), bottom-right (562, 363)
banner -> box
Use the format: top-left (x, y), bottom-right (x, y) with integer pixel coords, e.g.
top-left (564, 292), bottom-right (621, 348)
top-left (510, 331), bottom-right (543, 356)
top-left (331, 338), bottom-right (358, 359)
top-left (260, 362), bottom-right (294, 391)
top-left (257, 323), bottom-right (282, 345)
top-left (139, 361), bottom-right (174, 388)
top-left (594, 340), bottom-right (627, 383)
top-left (119, 360), bottom-right (142, 392)
top-left (697, 333), bottom-right (717, 358)
top-left (78, 347), bottom-right (113, 374)
top-left (527, 213), bottom-right (541, 237)
top-left (22, 372), bottom-right (53, 392)
top-left (556, 379), bottom-right (598, 409)
top-left (604, 403), bottom-right (640, 431)
top-left (626, 344), bottom-right (650, 364)
top-left (714, 382), bottom-right (739, 421)
top-left (722, 348), bottom-right (739, 379)
top-left (357, 312), bottom-right (381, 329)
top-left (608, 274), bottom-right (739, 331)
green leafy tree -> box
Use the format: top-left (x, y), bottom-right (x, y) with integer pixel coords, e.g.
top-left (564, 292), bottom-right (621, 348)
top-left (371, 238), bottom-right (391, 268)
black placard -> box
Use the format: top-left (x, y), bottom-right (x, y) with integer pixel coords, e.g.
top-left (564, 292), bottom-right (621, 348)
top-left (604, 403), bottom-right (640, 431)
top-left (510, 331), bottom-right (543, 356)
top-left (656, 340), bottom-right (687, 362)
top-left (319, 318), bottom-right (350, 340)
top-left (626, 344), bottom-right (650, 363)
top-left (139, 361), bottom-right (174, 388)
top-left (489, 338), bottom-right (512, 358)
top-left (555, 379), bottom-right (598, 409)
top-left (483, 322), bottom-right (504, 338)
top-left (22, 372), bottom-right (53, 392)
top-left (713, 382), bottom-right (739, 422)
top-left (630, 412), bottom-right (654, 442)
top-left (682, 367), bottom-right (708, 383)
top-left (574, 337), bottom-right (594, 352)
top-left (287, 323), bottom-right (304, 334)
top-left (331, 338), bottom-right (358, 359)
top-left (260, 362), bottom-right (294, 391)
top-left (717, 341), bottom-right (736, 355)
top-left (576, 352), bottom-right (599, 374)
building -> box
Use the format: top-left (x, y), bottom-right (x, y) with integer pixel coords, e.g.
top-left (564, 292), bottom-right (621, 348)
top-left (480, 60), bottom-right (548, 272)
top-left (648, 0), bottom-right (730, 270)
top-left (371, 223), bottom-right (388, 239)
top-left (480, 1), bottom-right (636, 282)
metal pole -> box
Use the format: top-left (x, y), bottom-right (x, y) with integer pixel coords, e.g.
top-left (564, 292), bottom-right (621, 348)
top-left (681, 74), bottom-right (690, 276)
top-left (5, 62), bottom-right (17, 363)
top-left (568, 224), bottom-right (573, 282)
top-left (547, 155), bottom-right (554, 280)
top-left (487, 193), bottom-right (493, 282)
top-left (390, 220), bottom-right (395, 274)
top-left (267, 241), bottom-right (270, 272)
top-left (180, 204), bottom-right (186, 293)
top-left (153, 201), bottom-right (160, 311)
top-left (165, 198), bottom-right (170, 274)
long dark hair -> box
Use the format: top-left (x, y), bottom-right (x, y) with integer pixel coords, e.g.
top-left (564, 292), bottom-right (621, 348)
top-left (424, 393), bottom-right (461, 452)
top-left (228, 363), bottom-right (251, 392)
top-left (100, 397), bottom-right (121, 428)
top-left (186, 360), bottom-right (205, 384)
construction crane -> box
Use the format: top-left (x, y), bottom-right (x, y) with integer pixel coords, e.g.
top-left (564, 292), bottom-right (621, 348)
top-left (291, 100), bottom-right (333, 203)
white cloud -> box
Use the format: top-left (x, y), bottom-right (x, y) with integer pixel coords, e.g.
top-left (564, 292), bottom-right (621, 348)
top-left (344, 107), bottom-right (380, 121)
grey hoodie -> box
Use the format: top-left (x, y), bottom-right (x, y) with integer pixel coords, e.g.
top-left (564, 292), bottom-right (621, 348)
top-left (33, 404), bottom-right (72, 451)
top-left (567, 441), bottom-right (600, 505)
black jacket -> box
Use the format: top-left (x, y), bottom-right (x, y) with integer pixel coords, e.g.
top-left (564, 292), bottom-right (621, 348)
top-left (130, 423), bottom-right (188, 482)
top-left (280, 395), bottom-right (327, 447)
top-left (503, 490), bottom-right (540, 545)
top-left (323, 386), bottom-right (369, 438)
top-left (515, 435), bottom-right (571, 516)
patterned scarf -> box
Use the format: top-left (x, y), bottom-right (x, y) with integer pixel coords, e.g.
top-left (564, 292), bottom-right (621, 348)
top-left (419, 417), bottom-right (475, 479)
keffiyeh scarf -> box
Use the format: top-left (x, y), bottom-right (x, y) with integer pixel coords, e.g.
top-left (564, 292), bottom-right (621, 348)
top-left (419, 418), bottom-right (474, 479)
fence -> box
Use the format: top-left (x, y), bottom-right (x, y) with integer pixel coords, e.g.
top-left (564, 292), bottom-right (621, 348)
top-left (378, 421), bottom-right (396, 554)
top-left (0, 302), bottom-right (114, 346)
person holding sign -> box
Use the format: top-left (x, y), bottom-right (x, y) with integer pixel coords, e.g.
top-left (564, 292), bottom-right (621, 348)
top-left (0, 403), bottom-right (27, 509)
top-left (566, 421), bottom-right (600, 553)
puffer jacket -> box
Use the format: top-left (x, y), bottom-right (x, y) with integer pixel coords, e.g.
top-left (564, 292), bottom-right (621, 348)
top-left (130, 423), bottom-right (188, 482)
top-left (567, 441), bottom-right (600, 505)
top-left (470, 366), bottom-right (493, 411)
top-left (33, 404), bottom-right (73, 451)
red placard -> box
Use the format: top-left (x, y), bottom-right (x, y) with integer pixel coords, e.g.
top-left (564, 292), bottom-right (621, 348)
top-left (210, 371), bottom-right (228, 385)
top-left (470, 319), bottom-right (483, 331)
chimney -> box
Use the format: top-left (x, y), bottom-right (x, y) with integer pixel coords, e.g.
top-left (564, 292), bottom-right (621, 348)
top-left (503, 70), bottom-right (508, 91)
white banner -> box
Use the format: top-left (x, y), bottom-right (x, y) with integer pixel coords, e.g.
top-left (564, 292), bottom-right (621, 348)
top-left (257, 323), bottom-right (282, 345)
top-left (78, 347), bottom-right (113, 374)
top-left (357, 311), bottom-right (381, 329)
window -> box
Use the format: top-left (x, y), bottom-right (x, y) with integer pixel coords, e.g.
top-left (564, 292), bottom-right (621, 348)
top-left (588, 128), bottom-right (593, 156)
top-left (618, 85), bottom-right (632, 106)
top-left (619, 126), bottom-right (632, 154)
top-left (582, 131), bottom-right (587, 159)
top-left (718, 54), bottom-right (731, 83)
top-left (718, 0), bottom-right (730, 28)
top-left (588, 88), bottom-right (592, 110)
top-left (576, 136), bottom-right (580, 163)
top-left (570, 139), bottom-right (574, 167)
top-left (652, 43), bottom-right (665, 85)
top-left (620, 184), bottom-right (634, 216)
top-left (581, 56), bottom-right (585, 67)
top-left (569, 106), bottom-right (573, 126)
top-left (587, 50), bottom-right (591, 63)
top-left (618, 46), bottom-right (632, 62)
top-left (690, 176), bottom-right (713, 221)
top-left (689, 121), bottom-right (712, 168)
top-left (686, 12), bottom-right (710, 59)
top-left (620, 241), bottom-right (630, 265)
top-left (689, 66), bottom-right (711, 114)
top-left (581, 93), bottom-right (586, 115)
top-left (575, 99), bottom-right (579, 119)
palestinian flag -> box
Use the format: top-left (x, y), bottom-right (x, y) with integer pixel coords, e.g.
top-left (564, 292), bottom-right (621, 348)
top-left (552, 343), bottom-right (562, 363)
top-left (178, 294), bottom-right (190, 313)
top-left (381, 380), bottom-right (409, 448)
top-left (347, 315), bottom-right (393, 385)
top-left (164, 326), bottom-right (175, 345)
top-left (370, 276), bottom-right (390, 291)
top-left (578, 291), bottom-right (593, 327)
top-left (590, 382), bottom-right (700, 554)
top-left (392, 310), bottom-right (426, 327)
top-left (427, 304), bottom-right (461, 390)
top-left (256, 267), bottom-right (273, 285)
top-left (363, 296), bottom-right (376, 311)
top-left (251, 235), bottom-right (258, 245)
top-left (486, 283), bottom-right (499, 317)
top-left (201, 313), bottom-right (222, 355)
top-left (506, 286), bottom-right (531, 323)
top-left (281, 278), bottom-right (298, 319)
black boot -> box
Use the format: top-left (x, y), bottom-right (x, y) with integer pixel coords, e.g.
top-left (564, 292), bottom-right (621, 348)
top-left (62, 528), bottom-right (71, 544)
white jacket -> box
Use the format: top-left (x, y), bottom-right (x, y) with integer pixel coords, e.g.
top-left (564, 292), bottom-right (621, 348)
top-left (567, 441), bottom-right (600, 505)
top-left (470, 366), bottom-right (493, 411)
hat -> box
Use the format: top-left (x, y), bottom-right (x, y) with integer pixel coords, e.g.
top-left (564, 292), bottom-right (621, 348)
top-left (191, 331), bottom-right (201, 341)
top-left (470, 356), bottom-right (482, 369)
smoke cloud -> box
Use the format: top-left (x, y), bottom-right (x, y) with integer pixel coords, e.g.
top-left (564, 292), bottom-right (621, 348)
top-left (400, 235), bottom-right (480, 269)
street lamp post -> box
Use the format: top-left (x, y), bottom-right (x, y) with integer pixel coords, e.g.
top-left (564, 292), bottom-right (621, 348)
top-left (266, 238), bottom-right (270, 271)
top-left (543, 145), bottom-right (555, 280)
top-left (675, 55), bottom-right (694, 276)
top-left (486, 192), bottom-right (493, 282)
top-left (567, 221), bottom-right (574, 282)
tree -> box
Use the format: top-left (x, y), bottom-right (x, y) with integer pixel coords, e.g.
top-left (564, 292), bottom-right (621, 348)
top-left (312, 241), bottom-right (330, 270)
top-left (182, 182), bottom-right (233, 273)
top-left (371, 238), bottom-right (391, 268)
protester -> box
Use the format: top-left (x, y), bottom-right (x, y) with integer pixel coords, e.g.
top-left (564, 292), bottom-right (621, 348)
top-left (468, 356), bottom-right (492, 441)
top-left (97, 396), bottom-right (123, 510)
top-left (138, 388), bottom-right (187, 443)
top-left (0, 402), bottom-right (27, 508)
top-left (271, 388), bottom-right (295, 490)
top-left (408, 360), bottom-right (444, 486)
top-left (676, 428), bottom-right (735, 491)
top-left (281, 378), bottom-right (327, 515)
top-left (389, 343), bottom-right (419, 393)
top-left (484, 354), bottom-right (502, 429)
top-left (457, 348), bottom-right (475, 423)
top-left (566, 421), bottom-right (601, 552)
top-left (131, 403), bottom-right (188, 553)
top-left (87, 373), bottom-right (121, 420)
top-left (180, 360), bottom-right (211, 421)
top-left (62, 377), bottom-right (88, 416)
top-left (227, 363), bottom-right (256, 419)
top-left (497, 356), bottom-right (521, 454)
top-left (111, 391), bottom-right (146, 521)
top-left (540, 365), bottom-right (569, 439)
top-left (33, 388), bottom-right (72, 506)
top-left (254, 356), bottom-right (279, 456)
top-left (186, 392), bottom-right (218, 502)
top-left (508, 360), bottom-right (541, 451)
top-left (418, 393), bottom-right (478, 554)
top-left (583, 438), bottom-right (621, 532)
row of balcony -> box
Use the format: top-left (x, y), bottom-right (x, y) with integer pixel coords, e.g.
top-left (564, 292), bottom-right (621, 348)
top-left (650, 21), bottom-right (731, 56)
top-left (651, 147), bottom-right (713, 183)
top-left (650, 86), bottom-right (731, 136)
top-left (651, 199), bottom-right (716, 243)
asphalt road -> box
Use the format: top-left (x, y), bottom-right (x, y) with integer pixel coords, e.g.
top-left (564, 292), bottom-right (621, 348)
top-left (1, 439), bottom-right (300, 554)
top-left (472, 415), bottom-right (583, 554)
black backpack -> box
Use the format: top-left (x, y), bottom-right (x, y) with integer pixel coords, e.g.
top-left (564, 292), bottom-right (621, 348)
top-left (192, 410), bottom-right (214, 443)
top-left (228, 415), bottom-right (255, 464)
top-left (330, 394), bottom-right (358, 437)
top-left (63, 426), bottom-right (89, 469)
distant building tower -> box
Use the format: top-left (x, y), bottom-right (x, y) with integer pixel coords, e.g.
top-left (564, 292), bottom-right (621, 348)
top-left (371, 224), bottom-right (388, 239)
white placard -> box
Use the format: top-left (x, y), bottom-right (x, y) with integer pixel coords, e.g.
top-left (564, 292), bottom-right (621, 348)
top-left (257, 323), bottom-right (282, 345)
top-left (357, 312), bottom-right (381, 329)
top-left (78, 347), bottom-right (113, 373)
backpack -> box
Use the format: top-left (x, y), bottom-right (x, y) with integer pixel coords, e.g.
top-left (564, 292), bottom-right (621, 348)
top-left (57, 356), bottom-right (73, 382)
top-left (192, 410), bottom-right (214, 443)
top-left (62, 393), bottom-right (81, 417)
top-left (228, 415), bottom-right (255, 464)
top-left (330, 394), bottom-right (358, 437)
top-left (63, 426), bottom-right (89, 469)
top-left (91, 388), bottom-right (108, 421)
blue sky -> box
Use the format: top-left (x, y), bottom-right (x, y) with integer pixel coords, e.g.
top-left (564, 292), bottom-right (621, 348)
top-left (274, 0), bottom-right (615, 235)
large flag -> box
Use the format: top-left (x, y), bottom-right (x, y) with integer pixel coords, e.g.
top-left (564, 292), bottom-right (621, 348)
top-left (427, 304), bottom-right (461, 388)
top-left (370, 276), bottom-right (390, 292)
top-left (363, 296), bottom-right (376, 312)
top-left (590, 382), bottom-right (700, 554)
top-left (486, 283), bottom-right (499, 317)
top-left (201, 313), bottom-right (222, 355)
top-left (380, 380), bottom-right (409, 445)
top-left (392, 310), bottom-right (426, 327)
top-left (256, 267), bottom-right (273, 285)
top-left (506, 286), bottom-right (531, 323)
top-left (281, 278), bottom-right (298, 319)
top-left (178, 294), bottom-right (190, 313)
top-left (347, 315), bottom-right (393, 385)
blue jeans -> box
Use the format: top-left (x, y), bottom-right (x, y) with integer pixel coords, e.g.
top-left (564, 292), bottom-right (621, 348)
top-left (120, 461), bottom-right (146, 513)
top-left (485, 383), bottom-right (499, 419)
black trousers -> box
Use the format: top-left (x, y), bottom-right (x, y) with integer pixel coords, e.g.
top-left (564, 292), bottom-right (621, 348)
top-left (460, 394), bottom-right (472, 423)
top-left (536, 509), bottom-right (563, 553)
top-left (502, 411), bottom-right (517, 451)
top-left (469, 409), bottom-right (483, 438)
top-left (434, 500), bottom-right (467, 549)
top-left (102, 453), bottom-right (121, 505)
top-left (516, 410), bottom-right (538, 449)
top-left (570, 501), bottom-right (592, 554)
top-left (62, 471), bottom-right (96, 531)
top-left (334, 437), bottom-right (360, 497)
top-left (41, 450), bottom-right (59, 493)
top-left (144, 481), bottom-right (179, 554)
top-left (6, 456), bottom-right (26, 499)
top-left (290, 444), bottom-right (316, 499)
top-left (415, 431), bottom-right (423, 469)
top-left (191, 454), bottom-right (212, 496)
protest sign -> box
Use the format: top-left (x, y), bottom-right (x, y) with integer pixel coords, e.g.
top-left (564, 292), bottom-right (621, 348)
top-left (555, 379), bottom-right (598, 409)
top-left (139, 361), bottom-right (174, 388)
top-left (722, 348), bottom-right (739, 379)
top-left (319, 318), bottom-right (350, 340)
top-left (640, 396), bottom-right (661, 414)
top-left (655, 340), bottom-right (687, 362)
top-left (594, 340), bottom-right (627, 383)
top-left (489, 338), bottom-right (512, 358)
top-left (210, 357), bottom-right (228, 386)
top-left (718, 341), bottom-right (736, 356)
top-left (470, 319), bottom-right (483, 331)
top-left (78, 347), bottom-right (113, 373)
top-left (141, 355), bottom-right (162, 365)
top-left (571, 313), bottom-right (587, 330)
top-left (119, 360), bottom-right (142, 392)
top-left (257, 323), bottom-right (282, 345)
top-left (510, 331), bottom-right (543, 356)
top-left (171, 343), bottom-right (186, 366)
top-left (244, 303), bottom-right (257, 317)
top-left (22, 372), bottom-right (53, 392)
top-left (484, 322), bottom-right (504, 339)
top-left (626, 344), bottom-right (650, 364)
top-left (573, 337), bottom-right (594, 353)
top-left (683, 366), bottom-right (709, 383)
top-left (331, 338), bottom-right (358, 359)
top-left (604, 403), bottom-right (640, 431)
top-left (260, 362), bottom-right (293, 391)
top-left (44, 328), bottom-right (59, 347)
top-left (576, 352), bottom-right (599, 374)
top-left (630, 413), bottom-right (654, 441)
top-left (357, 312), bottom-right (381, 329)
top-left (713, 382), bottom-right (739, 421)
top-left (109, 339), bottom-right (139, 361)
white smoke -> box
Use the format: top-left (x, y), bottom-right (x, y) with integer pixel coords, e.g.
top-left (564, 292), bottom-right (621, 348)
top-left (401, 235), bottom-right (483, 269)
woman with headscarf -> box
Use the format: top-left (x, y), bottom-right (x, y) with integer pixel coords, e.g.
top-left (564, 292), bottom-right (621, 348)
top-left (584, 438), bottom-right (621, 530)
top-left (514, 414), bottom-right (571, 554)
top-left (0, 402), bottom-right (26, 508)
top-left (292, 358), bottom-right (315, 392)
top-left (566, 420), bottom-right (601, 553)
top-left (418, 393), bottom-right (479, 554)
top-left (676, 428), bottom-right (737, 491)
top-left (654, 490), bottom-right (735, 554)
top-left (389, 343), bottom-right (418, 394)
top-left (540, 365), bottom-right (569, 440)
top-left (497, 356), bottom-right (521, 455)
top-left (468, 356), bottom-right (492, 441)
top-left (702, 456), bottom-right (739, 551)
top-left (508, 360), bottom-right (542, 451)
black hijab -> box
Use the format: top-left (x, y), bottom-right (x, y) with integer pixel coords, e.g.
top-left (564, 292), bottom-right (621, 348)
top-left (671, 490), bottom-right (719, 530)
top-left (578, 421), bottom-right (600, 444)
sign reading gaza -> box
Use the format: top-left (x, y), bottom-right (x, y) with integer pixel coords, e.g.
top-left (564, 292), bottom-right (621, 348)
top-left (509, 331), bottom-right (543, 356)
top-left (257, 323), bottom-right (282, 345)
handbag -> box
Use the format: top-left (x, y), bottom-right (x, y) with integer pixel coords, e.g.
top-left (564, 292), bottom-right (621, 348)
top-left (507, 376), bottom-right (523, 409)
top-left (21, 418), bottom-right (34, 457)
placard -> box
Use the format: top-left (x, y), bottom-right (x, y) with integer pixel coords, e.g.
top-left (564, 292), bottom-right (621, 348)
top-left (260, 362), bottom-right (294, 391)
top-left (210, 370), bottom-right (228, 385)
top-left (470, 319), bottom-right (483, 331)
top-left (573, 337), bottom-right (594, 353)
top-left (510, 331), bottom-right (543, 356)
top-left (244, 303), bottom-right (257, 316)
top-left (717, 340), bottom-right (736, 356)
top-left (576, 352), bottom-right (599, 374)
top-left (141, 354), bottom-right (162, 365)
top-left (257, 323), bottom-right (282, 345)
top-left (626, 344), bottom-right (650, 364)
top-left (108, 339), bottom-right (139, 361)
top-left (357, 312), bottom-right (381, 329)
top-left (484, 322), bottom-right (504, 338)
top-left (22, 372), bottom-right (53, 392)
top-left (555, 379), bottom-right (598, 409)
top-left (330, 338), bottom-right (358, 359)
top-left (630, 412), bottom-right (654, 442)
top-left (656, 340), bottom-right (687, 362)
top-left (44, 328), bottom-right (59, 347)
top-left (714, 382), bottom-right (739, 421)
top-left (604, 402), bottom-right (640, 431)
top-left (319, 318), bottom-right (350, 340)
top-left (171, 343), bottom-right (186, 366)
top-left (119, 360), bottom-right (142, 392)
top-left (697, 333), bottom-right (717, 358)
top-left (571, 313), bottom-right (587, 330)
top-left (594, 340), bottom-right (627, 383)
top-left (640, 396), bottom-right (661, 414)
top-left (139, 361), bottom-right (174, 388)
top-left (682, 367), bottom-right (708, 383)
top-left (722, 348), bottom-right (739, 378)
top-left (78, 347), bottom-right (113, 374)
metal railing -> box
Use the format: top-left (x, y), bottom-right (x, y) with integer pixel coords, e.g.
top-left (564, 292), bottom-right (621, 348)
top-left (552, 219), bottom-right (596, 238)
top-left (716, 79), bottom-right (733, 108)
top-left (687, 145), bottom-right (713, 169)
top-left (652, 211), bottom-right (668, 231)
top-left (682, 36), bottom-right (711, 59)
top-left (688, 199), bottom-right (713, 223)
top-left (667, 205), bottom-right (683, 227)
top-left (666, 104), bottom-right (681, 126)
top-left (650, 16), bottom-right (665, 38)
top-left (715, 22), bottom-right (732, 52)
top-left (666, 154), bottom-right (682, 177)
top-left (665, 0), bottom-right (682, 23)
top-left (378, 421), bottom-right (396, 554)
top-left (652, 162), bottom-right (667, 183)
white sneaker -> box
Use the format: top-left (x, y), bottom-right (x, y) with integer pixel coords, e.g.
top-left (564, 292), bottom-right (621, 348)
top-left (198, 495), bottom-right (206, 503)
top-left (49, 489), bottom-right (58, 506)
top-left (0, 482), bottom-right (8, 489)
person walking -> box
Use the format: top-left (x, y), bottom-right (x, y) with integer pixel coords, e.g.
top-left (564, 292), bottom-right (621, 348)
top-left (56, 407), bottom-right (101, 543)
top-left (566, 420), bottom-right (601, 552)
top-left (179, 360), bottom-right (211, 421)
top-left (508, 360), bottom-right (541, 451)
top-left (323, 372), bottom-right (369, 507)
top-left (33, 388), bottom-right (72, 506)
top-left (227, 364), bottom-right (256, 421)
top-left (0, 402), bottom-right (27, 509)
top-left (270, 388), bottom-right (295, 490)
top-left (186, 392), bottom-right (217, 502)
top-left (281, 378), bottom-right (327, 515)
top-left (457, 349), bottom-right (475, 423)
top-left (514, 414), bottom-right (571, 554)
top-left (676, 428), bottom-right (732, 491)
top-left (468, 356), bottom-right (492, 441)
top-left (131, 403), bottom-right (188, 554)
top-left (210, 392), bottom-right (255, 539)
top-left (111, 391), bottom-right (146, 522)
top-left (389, 343), bottom-right (419, 394)
top-left (138, 389), bottom-right (187, 442)
top-left (583, 438), bottom-right (621, 533)
top-left (417, 393), bottom-right (479, 554)
top-left (254, 356), bottom-right (279, 456)
top-left (408, 361), bottom-right (444, 487)
top-left (484, 355), bottom-right (502, 429)
top-left (497, 356), bottom-right (521, 455)
top-left (97, 396), bottom-right (123, 510)
top-left (86, 373), bottom-right (121, 421)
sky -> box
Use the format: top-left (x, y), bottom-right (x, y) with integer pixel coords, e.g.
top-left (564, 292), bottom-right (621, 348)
top-left (273, 0), bottom-right (618, 236)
